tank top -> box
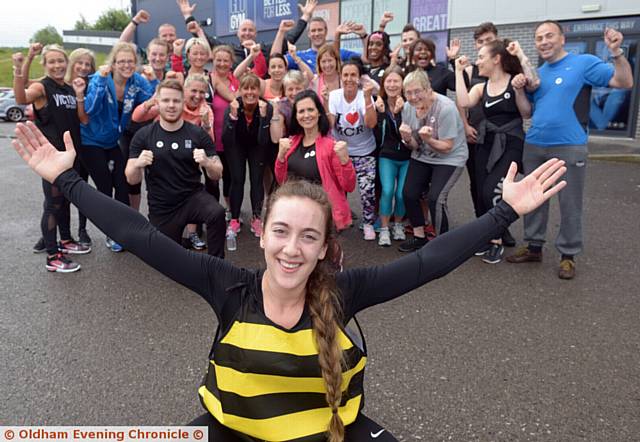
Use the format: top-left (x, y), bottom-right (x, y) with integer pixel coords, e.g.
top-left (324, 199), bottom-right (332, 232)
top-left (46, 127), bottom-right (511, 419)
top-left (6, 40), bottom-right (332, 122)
top-left (34, 77), bottom-right (81, 151)
top-left (263, 79), bottom-right (283, 100)
top-left (481, 76), bottom-right (520, 127)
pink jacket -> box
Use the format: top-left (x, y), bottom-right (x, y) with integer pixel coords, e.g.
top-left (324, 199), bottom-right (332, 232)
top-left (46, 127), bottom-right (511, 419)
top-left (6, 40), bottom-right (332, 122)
top-left (275, 134), bottom-right (356, 231)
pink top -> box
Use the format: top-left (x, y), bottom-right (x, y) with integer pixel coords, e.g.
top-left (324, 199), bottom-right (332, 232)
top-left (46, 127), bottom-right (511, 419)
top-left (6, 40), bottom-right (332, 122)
top-left (211, 73), bottom-right (239, 153)
top-left (263, 79), bottom-right (283, 100)
top-left (275, 134), bottom-right (356, 231)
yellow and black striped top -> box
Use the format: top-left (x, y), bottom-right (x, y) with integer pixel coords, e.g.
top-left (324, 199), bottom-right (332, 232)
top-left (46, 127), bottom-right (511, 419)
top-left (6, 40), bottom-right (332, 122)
top-left (198, 282), bottom-right (367, 441)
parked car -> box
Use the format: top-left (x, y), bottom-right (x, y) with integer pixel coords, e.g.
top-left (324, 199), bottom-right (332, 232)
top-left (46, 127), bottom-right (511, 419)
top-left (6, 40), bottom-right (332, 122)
top-left (0, 91), bottom-right (27, 122)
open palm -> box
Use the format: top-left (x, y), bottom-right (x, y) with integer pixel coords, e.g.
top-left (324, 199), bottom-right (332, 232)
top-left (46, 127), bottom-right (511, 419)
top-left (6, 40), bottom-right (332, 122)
top-left (12, 122), bottom-right (76, 184)
top-left (502, 159), bottom-right (567, 216)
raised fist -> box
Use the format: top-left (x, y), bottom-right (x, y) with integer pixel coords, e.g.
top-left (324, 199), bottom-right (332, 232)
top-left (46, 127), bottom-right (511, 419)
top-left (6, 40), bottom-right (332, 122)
top-left (28, 43), bottom-right (43, 59)
top-left (98, 64), bottom-right (112, 77)
top-left (173, 38), bottom-right (186, 56)
top-left (71, 77), bottom-right (86, 96)
top-left (392, 96), bottom-right (405, 115)
top-left (418, 125), bottom-right (433, 142)
top-left (229, 99), bottom-right (240, 119)
top-left (333, 140), bottom-right (349, 163)
top-left (134, 10), bottom-right (150, 24)
top-left (258, 99), bottom-right (268, 118)
top-left (455, 55), bottom-right (469, 72)
top-left (399, 123), bottom-right (412, 143)
top-left (375, 96), bottom-right (385, 113)
top-left (136, 150), bottom-right (154, 168)
top-left (277, 137), bottom-right (291, 160)
top-left (511, 73), bottom-right (527, 90)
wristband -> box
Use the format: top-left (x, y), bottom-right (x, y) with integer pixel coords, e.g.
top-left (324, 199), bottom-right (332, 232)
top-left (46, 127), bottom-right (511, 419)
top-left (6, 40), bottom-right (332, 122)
top-left (185, 16), bottom-right (196, 25)
top-left (131, 19), bottom-right (139, 26)
top-left (611, 49), bottom-right (624, 59)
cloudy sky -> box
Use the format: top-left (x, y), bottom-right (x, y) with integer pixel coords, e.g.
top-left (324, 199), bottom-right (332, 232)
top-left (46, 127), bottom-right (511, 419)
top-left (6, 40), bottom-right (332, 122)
top-left (0, 0), bottom-right (130, 47)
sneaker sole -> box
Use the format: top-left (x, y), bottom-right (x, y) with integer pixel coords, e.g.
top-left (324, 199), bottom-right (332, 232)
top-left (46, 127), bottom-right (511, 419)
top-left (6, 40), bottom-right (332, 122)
top-left (378, 242), bottom-right (391, 247)
top-left (482, 257), bottom-right (502, 264)
top-left (33, 248), bottom-right (46, 254)
top-left (59, 247), bottom-right (92, 255)
top-left (46, 264), bottom-right (81, 273)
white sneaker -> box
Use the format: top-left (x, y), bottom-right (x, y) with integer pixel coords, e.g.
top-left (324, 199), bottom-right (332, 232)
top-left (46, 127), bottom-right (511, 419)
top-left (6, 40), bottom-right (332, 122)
top-left (363, 224), bottom-right (376, 241)
top-left (392, 223), bottom-right (406, 241)
top-left (378, 228), bottom-right (391, 246)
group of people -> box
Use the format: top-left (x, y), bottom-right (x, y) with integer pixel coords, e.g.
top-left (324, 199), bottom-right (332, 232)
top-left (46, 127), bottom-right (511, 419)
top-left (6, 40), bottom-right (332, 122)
top-left (12, 1), bottom-right (633, 279)
top-left (11, 0), bottom-right (633, 440)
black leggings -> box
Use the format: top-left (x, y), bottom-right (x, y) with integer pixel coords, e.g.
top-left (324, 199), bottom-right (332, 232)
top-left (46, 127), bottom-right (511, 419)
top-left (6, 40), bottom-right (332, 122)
top-left (118, 132), bottom-right (142, 196)
top-left (187, 412), bottom-right (398, 441)
top-left (79, 145), bottom-right (130, 206)
top-left (474, 137), bottom-right (523, 238)
top-left (73, 154), bottom-right (90, 231)
top-left (226, 144), bottom-right (264, 219)
top-left (465, 143), bottom-right (482, 218)
top-left (41, 179), bottom-right (71, 255)
top-left (148, 190), bottom-right (226, 258)
top-left (403, 160), bottom-right (463, 235)
top-left (205, 152), bottom-right (231, 203)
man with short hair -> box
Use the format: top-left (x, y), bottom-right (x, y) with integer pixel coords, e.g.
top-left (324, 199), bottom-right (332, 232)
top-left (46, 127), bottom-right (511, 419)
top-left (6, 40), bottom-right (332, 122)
top-left (506, 20), bottom-right (633, 279)
top-left (286, 16), bottom-right (362, 72)
top-left (125, 80), bottom-right (226, 257)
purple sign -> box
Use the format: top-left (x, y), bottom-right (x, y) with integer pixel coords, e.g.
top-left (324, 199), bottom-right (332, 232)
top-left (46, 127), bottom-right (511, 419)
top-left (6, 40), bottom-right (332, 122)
top-left (256, 0), bottom-right (297, 30)
top-left (410, 0), bottom-right (449, 62)
top-left (214, 0), bottom-right (297, 36)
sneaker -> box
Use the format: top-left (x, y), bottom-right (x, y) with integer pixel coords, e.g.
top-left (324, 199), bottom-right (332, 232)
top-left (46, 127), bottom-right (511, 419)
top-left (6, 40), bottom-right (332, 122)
top-left (506, 246), bottom-right (542, 263)
top-left (378, 227), bottom-right (391, 247)
top-left (398, 236), bottom-right (428, 252)
top-left (391, 223), bottom-right (406, 241)
top-left (188, 232), bottom-right (206, 250)
top-left (474, 243), bottom-right (492, 256)
top-left (502, 228), bottom-right (516, 247)
top-left (46, 252), bottom-right (81, 273)
top-left (58, 239), bottom-right (91, 255)
top-left (425, 223), bottom-right (437, 240)
top-left (250, 217), bottom-right (263, 237)
top-left (363, 224), bottom-right (376, 241)
top-left (105, 237), bottom-right (124, 253)
top-left (78, 228), bottom-right (92, 247)
top-left (558, 259), bottom-right (576, 280)
top-left (482, 243), bottom-right (504, 264)
top-left (229, 219), bottom-right (241, 235)
top-left (33, 237), bottom-right (46, 254)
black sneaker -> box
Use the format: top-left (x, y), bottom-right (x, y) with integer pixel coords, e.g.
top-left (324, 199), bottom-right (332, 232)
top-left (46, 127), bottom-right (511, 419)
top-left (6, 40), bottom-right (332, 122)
top-left (398, 236), bottom-right (428, 252)
top-left (474, 243), bottom-right (491, 256)
top-left (78, 228), bottom-right (92, 247)
top-left (33, 237), bottom-right (46, 254)
top-left (502, 228), bottom-right (516, 247)
top-left (189, 232), bottom-right (206, 250)
top-left (482, 243), bottom-right (504, 264)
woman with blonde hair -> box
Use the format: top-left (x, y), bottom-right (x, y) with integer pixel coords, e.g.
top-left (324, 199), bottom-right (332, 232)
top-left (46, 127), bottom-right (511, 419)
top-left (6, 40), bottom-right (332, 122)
top-left (80, 41), bottom-right (154, 252)
top-left (14, 118), bottom-right (566, 441)
top-left (12, 43), bottom-right (90, 271)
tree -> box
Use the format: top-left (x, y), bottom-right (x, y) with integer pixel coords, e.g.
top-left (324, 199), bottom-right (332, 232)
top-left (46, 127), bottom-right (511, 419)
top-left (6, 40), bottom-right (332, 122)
top-left (74, 15), bottom-right (91, 31)
top-left (30, 26), bottom-right (63, 46)
top-left (93, 8), bottom-right (131, 32)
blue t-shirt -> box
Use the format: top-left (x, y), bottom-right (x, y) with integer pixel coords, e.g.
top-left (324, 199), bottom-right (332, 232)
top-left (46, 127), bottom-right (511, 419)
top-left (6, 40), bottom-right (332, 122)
top-left (526, 53), bottom-right (614, 147)
top-left (286, 47), bottom-right (360, 73)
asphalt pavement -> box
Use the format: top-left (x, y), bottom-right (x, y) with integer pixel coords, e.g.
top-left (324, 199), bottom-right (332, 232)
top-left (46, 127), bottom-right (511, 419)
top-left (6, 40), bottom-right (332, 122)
top-left (1, 121), bottom-right (639, 441)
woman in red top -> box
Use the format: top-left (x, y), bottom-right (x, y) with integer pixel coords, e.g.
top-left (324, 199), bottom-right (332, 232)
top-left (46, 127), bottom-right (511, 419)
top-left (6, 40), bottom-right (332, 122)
top-left (275, 90), bottom-right (356, 231)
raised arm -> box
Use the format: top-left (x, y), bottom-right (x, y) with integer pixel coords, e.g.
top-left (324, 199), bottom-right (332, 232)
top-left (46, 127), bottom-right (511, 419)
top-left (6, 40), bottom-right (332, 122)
top-left (604, 28), bottom-right (634, 89)
top-left (12, 122), bottom-right (245, 313)
top-left (12, 43), bottom-right (45, 105)
top-left (234, 42), bottom-right (262, 78)
top-left (454, 56), bottom-right (482, 108)
top-left (287, 44), bottom-right (314, 85)
top-left (341, 159), bottom-right (567, 316)
top-left (119, 9), bottom-right (150, 43)
top-left (506, 40), bottom-right (540, 91)
top-left (71, 78), bottom-right (90, 125)
top-left (511, 74), bottom-right (532, 119)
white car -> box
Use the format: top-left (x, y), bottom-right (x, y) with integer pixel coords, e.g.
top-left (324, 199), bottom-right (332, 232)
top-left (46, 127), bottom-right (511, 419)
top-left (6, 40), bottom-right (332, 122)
top-left (0, 90), bottom-right (27, 122)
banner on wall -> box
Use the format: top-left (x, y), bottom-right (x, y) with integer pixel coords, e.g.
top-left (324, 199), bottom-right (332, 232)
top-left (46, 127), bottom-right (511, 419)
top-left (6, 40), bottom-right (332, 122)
top-left (409, 0), bottom-right (450, 62)
top-left (215, 0), bottom-right (298, 36)
top-left (313, 2), bottom-right (340, 37)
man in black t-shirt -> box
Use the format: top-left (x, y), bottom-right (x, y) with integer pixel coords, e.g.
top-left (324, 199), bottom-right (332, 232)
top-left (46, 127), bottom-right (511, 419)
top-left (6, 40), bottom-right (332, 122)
top-left (125, 80), bottom-right (226, 257)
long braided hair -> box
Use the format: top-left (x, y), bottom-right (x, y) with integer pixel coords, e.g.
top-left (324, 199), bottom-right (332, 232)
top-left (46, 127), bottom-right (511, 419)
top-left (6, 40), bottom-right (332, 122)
top-left (262, 179), bottom-right (346, 441)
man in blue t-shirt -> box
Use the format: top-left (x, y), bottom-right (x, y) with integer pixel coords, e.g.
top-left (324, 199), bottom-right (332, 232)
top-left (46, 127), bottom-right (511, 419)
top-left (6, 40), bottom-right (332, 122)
top-left (286, 16), bottom-right (364, 73)
top-left (507, 20), bottom-right (633, 279)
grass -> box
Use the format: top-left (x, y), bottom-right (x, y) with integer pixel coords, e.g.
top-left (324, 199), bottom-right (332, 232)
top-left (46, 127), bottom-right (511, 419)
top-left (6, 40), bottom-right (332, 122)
top-left (0, 48), bottom-right (107, 87)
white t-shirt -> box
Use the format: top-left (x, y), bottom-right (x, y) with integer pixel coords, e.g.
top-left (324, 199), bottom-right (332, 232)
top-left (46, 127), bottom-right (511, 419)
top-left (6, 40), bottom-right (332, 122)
top-left (329, 89), bottom-right (376, 157)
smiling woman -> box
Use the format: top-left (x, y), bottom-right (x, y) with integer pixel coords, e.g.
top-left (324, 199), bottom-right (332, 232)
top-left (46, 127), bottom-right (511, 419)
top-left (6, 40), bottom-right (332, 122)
top-left (11, 118), bottom-right (566, 441)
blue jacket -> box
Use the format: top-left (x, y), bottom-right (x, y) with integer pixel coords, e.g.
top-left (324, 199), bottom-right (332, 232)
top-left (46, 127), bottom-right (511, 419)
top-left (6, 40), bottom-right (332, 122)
top-left (81, 72), bottom-right (154, 148)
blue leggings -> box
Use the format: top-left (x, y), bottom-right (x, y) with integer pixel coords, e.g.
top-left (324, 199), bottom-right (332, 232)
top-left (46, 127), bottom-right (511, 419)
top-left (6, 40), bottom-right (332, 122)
top-left (378, 157), bottom-right (409, 218)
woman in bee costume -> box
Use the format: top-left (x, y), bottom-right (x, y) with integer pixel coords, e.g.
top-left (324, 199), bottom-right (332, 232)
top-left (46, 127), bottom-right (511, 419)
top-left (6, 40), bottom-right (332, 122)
top-left (12, 121), bottom-right (566, 441)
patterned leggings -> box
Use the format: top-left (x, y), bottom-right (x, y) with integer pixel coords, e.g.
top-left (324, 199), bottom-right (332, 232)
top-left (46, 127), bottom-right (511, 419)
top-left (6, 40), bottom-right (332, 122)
top-left (351, 155), bottom-right (377, 225)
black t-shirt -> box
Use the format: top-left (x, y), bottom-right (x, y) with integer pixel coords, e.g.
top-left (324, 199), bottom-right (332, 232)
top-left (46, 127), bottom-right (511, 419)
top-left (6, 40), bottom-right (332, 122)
top-left (481, 78), bottom-right (520, 127)
top-left (426, 63), bottom-right (456, 95)
top-left (287, 143), bottom-right (321, 184)
top-left (129, 121), bottom-right (216, 216)
top-left (34, 77), bottom-right (81, 150)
